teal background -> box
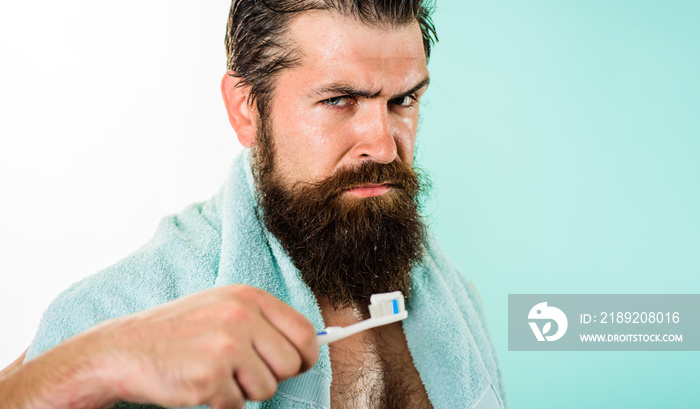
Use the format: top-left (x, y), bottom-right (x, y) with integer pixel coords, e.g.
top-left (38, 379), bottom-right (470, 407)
top-left (418, 1), bottom-right (700, 407)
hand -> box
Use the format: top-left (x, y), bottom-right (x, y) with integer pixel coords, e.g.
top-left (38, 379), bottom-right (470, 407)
top-left (72, 285), bottom-right (319, 409)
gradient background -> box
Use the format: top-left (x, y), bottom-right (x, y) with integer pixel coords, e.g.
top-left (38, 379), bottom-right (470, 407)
top-left (1, 0), bottom-right (699, 407)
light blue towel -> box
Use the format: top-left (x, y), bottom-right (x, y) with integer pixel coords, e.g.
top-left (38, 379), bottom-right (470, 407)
top-left (26, 151), bottom-right (507, 409)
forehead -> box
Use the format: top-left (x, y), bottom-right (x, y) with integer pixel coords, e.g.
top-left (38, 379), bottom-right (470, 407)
top-left (283, 10), bottom-right (429, 95)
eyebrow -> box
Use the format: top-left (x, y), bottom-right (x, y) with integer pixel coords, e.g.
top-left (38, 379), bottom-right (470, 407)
top-left (307, 76), bottom-right (431, 101)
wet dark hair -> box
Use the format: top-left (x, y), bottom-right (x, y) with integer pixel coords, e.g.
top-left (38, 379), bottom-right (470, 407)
top-left (225, 0), bottom-right (438, 115)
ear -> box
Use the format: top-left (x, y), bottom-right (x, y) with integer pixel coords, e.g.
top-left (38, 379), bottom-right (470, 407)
top-left (221, 71), bottom-right (257, 148)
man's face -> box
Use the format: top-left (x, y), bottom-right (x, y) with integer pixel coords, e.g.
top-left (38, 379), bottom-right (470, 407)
top-left (249, 11), bottom-right (430, 308)
top-left (263, 10), bottom-right (430, 194)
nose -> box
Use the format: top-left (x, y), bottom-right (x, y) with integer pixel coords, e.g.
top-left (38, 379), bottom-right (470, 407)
top-left (350, 103), bottom-right (399, 164)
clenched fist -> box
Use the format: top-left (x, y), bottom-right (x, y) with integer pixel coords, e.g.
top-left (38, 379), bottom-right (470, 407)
top-left (1, 285), bottom-right (319, 409)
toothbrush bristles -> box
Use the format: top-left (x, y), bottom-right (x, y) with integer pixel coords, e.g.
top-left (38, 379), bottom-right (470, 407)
top-left (368, 291), bottom-right (405, 318)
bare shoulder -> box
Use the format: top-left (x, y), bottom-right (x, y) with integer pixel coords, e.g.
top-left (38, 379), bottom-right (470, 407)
top-left (0, 348), bottom-right (28, 379)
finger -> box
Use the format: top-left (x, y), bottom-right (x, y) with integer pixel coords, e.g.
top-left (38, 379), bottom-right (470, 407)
top-left (232, 286), bottom-right (320, 371)
top-left (251, 319), bottom-right (304, 381)
top-left (233, 345), bottom-right (279, 402)
top-left (208, 377), bottom-right (246, 409)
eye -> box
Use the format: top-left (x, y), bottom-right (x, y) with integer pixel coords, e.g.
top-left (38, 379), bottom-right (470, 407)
top-left (390, 95), bottom-right (417, 107)
top-left (323, 96), bottom-right (352, 107)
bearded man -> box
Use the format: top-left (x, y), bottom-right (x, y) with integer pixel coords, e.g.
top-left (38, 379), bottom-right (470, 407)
top-left (0, 1), bottom-right (506, 408)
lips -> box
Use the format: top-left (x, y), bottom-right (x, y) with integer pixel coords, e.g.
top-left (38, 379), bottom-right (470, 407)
top-left (344, 183), bottom-right (392, 197)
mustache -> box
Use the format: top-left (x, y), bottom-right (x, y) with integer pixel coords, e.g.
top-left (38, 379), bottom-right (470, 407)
top-left (292, 160), bottom-right (422, 200)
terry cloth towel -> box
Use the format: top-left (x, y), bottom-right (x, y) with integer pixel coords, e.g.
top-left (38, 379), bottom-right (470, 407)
top-left (26, 151), bottom-right (508, 409)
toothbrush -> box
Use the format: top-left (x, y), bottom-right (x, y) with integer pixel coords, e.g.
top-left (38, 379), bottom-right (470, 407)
top-left (317, 291), bottom-right (408, 345)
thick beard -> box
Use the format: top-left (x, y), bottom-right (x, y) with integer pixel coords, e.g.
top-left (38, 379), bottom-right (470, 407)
top-left (251, 117), bottom-right (427, 309)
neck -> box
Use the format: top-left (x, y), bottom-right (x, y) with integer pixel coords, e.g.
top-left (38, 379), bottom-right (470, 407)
top-left (317, 296), bottom-right (371, 327)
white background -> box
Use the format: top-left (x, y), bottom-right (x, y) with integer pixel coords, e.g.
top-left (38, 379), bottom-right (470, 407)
top-left (0, 0), bottom-right (242, 368)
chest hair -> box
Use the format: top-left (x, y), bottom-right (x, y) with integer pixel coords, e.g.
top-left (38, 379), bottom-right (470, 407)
top-left (328, 323), bottom-right (433, 409)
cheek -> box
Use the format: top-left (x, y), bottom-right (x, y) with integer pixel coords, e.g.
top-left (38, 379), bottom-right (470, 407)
top-left (303, 105), bottom-right (361, 147)
top-left (396, 115), bottom-right (418, 165)
top-left (272, 107), bottom-right (352, 181)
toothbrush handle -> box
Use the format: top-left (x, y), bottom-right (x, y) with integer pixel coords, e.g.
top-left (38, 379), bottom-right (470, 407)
top-left (316, 327), bottom-right (345, 345)
top-left (316, 311), bottom-right (408, 345)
